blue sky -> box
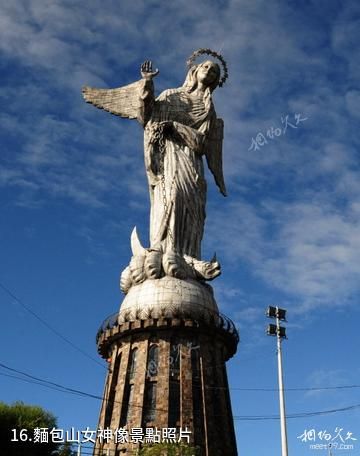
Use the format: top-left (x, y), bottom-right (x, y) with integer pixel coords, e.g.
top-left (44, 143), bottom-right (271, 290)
top-left (1, 0), bottom-right (360, 454)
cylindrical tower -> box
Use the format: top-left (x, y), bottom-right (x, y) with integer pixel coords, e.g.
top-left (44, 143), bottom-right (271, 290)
top-left (94, 277), bottom-right (239, 455)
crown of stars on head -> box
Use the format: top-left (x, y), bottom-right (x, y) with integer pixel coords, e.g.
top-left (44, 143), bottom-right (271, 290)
top-left (186, 48), bottom-right (229, 87)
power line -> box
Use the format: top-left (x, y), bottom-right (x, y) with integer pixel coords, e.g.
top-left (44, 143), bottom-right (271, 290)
top-left (233, 402), bottom-right (360, 420)
top-left (1, 361), bottom-right (359, 422)
top-left (0, 280), bottom-right (105, 369)
top-left (2, 359), bottom-right (359, 394)
top-left (0, 372), bottom-right (89, 397)
top-left (0, 362), bottom-right (104, 401)
top-left (0, 361), bottom-right (170, 416)
top-left (228, 385), bottom-right (360, 392)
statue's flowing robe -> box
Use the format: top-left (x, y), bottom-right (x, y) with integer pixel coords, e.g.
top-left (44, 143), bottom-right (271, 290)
top-left (144, 88), bottom-right (215, 258)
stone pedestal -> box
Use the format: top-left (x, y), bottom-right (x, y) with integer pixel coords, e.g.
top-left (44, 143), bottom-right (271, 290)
top-left (94, 278), bottom-right (238, 456)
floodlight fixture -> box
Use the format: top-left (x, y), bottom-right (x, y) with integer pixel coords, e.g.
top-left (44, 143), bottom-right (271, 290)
top-left (267, 324), bottom-right (287, 339)
top-left (266, 305), bottom-right (287, 321)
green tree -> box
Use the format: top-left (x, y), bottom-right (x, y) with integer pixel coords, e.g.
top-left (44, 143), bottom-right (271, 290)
top-left (138, 442), bottom-right (199, 456)
top-left (0, 401), bottom-right (72, 456)
top-left (55, 441), bottom-right (75, 456)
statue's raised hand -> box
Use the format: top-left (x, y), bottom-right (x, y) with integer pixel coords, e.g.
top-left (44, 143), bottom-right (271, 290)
top-left (141, 60), bottom-right (159, 80)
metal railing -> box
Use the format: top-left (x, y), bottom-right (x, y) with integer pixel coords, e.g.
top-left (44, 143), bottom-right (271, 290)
top-left (96, 307), bottom-right (239, 345)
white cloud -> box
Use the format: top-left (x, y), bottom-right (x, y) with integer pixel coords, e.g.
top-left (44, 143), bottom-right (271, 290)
top-left (208, 196), bottom-right (360, 312)
top-left (304, 368), bottom-right (355, 399)
top-left (234, 306), bottom-right (260, 323)
top-left (266, 204), bottom-right (360, 305)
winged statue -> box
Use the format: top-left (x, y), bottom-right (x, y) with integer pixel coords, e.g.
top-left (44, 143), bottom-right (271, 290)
top-left (83, 50), bottom-right (228, 291)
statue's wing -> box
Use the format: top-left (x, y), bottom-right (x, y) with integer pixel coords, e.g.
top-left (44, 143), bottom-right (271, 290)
top-left (205, 118), bottom-right (227, 196)
top-left (82, 79), bottom-right (145, 120)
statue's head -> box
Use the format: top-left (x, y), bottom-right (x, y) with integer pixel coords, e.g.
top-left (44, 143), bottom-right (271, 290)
top-left (183, 60), bottom-right (221, 93)
top-left (196, 60), bottom-right (221, 90)
top-left (185, 49), bottom-right (228, 92)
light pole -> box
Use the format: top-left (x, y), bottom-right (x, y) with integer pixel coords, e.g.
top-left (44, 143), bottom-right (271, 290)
top-left (266, 306), bottom-right (288, 456)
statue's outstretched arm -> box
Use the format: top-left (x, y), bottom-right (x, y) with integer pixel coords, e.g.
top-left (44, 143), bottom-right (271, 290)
top-left (138, 61), bottom-right (158, 126)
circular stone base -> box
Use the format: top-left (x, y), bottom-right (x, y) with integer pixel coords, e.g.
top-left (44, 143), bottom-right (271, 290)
top-left (118, 277), bottom-right (218, 323)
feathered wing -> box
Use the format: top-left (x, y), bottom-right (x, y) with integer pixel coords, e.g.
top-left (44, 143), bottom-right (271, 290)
top-left (205, 118), bottom-right (227, 196)
top-left (82, 79), bottom-right (146, 120)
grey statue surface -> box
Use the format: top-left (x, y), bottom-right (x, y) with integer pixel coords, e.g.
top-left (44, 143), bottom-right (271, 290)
top-left (83, 49), bottom-right (228, 293)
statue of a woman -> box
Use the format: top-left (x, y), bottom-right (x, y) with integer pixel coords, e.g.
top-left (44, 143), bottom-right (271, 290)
top-left (83, 50), bottom-right (227, 288)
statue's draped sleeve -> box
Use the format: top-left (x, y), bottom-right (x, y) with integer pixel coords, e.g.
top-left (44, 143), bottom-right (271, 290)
top-left (82, 79), bottom-right (154, 126)
top-left (172, 121), bottom-right (207, 154)
top-left (204, 117), bottom-right (227, 196)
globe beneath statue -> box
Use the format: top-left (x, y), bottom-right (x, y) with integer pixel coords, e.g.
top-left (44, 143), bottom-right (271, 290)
top-left (118, 277), bottom-right (218, 323)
